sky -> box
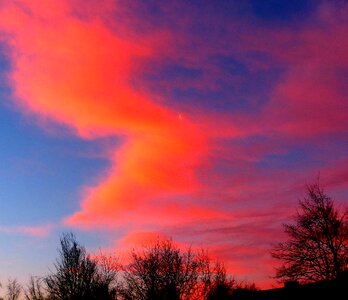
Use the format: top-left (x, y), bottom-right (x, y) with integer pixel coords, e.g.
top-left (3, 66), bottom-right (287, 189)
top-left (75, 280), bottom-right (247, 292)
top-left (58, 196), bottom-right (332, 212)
top-left (0, 0), bottom-right (348, 289)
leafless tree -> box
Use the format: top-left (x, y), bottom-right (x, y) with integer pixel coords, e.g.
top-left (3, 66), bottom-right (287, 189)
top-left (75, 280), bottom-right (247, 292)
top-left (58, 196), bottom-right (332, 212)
top-left (24, 276), bottom-right (46, 300)
top-left (92, 252), bottom-right (120, 299)
top-left (121, 239), bottom-right (222, 300)
top-left (205, 262), bottom-right (235, 300)
top-left (5, 278), bottom-right (21, 300)
top-left (44, 232), bottom-right (119, 300)
top-left (271, 182), bottom-right (348, 282)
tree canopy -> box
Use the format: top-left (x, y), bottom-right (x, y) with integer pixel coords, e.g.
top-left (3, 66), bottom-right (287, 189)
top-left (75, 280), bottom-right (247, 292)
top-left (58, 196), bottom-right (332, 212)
top-left (272, 182), bottom-right (348, 282)
top-left (121, 239), bottom-right (234, 300)
top-left (45, 233), bottom-right (118, 300)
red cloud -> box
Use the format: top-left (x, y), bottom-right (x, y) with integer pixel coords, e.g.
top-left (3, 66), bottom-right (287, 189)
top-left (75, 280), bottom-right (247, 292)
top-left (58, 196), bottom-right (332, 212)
top-left (0, 0), bottom-right (213, 229)
top-left (2, 0), bottom-right (348, 289)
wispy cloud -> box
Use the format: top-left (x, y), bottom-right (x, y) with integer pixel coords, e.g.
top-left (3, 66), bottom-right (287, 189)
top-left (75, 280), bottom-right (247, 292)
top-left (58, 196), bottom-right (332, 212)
top-left (1, 0), bottom-right (348, 287)
top-left (0, 224), bottom-right (53, 237)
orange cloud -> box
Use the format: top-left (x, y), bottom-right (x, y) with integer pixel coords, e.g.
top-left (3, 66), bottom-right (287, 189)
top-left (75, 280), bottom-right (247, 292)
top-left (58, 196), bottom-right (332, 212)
top-left (3, 0), bottom-right (348, 289)
top-left (118, 231), bottom-right (170, 248)
top-left (0, 0), bottom-right (211, 228)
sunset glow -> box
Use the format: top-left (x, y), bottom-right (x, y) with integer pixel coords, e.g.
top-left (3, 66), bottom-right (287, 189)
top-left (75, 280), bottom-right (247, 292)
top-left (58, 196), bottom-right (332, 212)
top-left (1, 0), bottom-right (348, 289)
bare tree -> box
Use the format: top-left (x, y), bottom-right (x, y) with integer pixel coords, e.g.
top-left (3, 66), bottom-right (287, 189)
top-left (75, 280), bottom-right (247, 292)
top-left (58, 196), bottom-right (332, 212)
top-left (121, 239), bottom-right (218, 300)
top-left (271, 182), bottom-right (348, 282)
top-left (205, 263), bottom-right (235, 300)
top-left (24, 276), bottom-right (46, 300)
top-left (5, 278), bottom-right (21, 300)
top-left (92, 252), bottom-right (120, 300)
top-left (44, 232), bottom-right (119, 300)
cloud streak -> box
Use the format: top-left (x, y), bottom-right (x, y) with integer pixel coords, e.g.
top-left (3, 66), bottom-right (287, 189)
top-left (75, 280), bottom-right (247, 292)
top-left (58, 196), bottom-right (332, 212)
top-left (1, 0), bottom-right (348, 288)
top-left (0, 224), bottom-right (52, 237)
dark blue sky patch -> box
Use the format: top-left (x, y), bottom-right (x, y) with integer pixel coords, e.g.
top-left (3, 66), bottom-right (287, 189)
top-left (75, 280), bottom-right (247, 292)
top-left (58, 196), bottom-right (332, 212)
top-left (162, 54), bottom-right (284, 115)
top-left (257, 149), bottom-right (310, 170)
top-left (210, 55), bottom-right (249, 76)
top-left (0, 43), bottom-right (12, 96)
top-left (147, 63), bottom-right (202, 82)
top-left (248, 0), bottom-right (316, 22)
top-left (172, 87), bottom-right (231, 112)
top-left (0, 43), bottom-right (11, 71)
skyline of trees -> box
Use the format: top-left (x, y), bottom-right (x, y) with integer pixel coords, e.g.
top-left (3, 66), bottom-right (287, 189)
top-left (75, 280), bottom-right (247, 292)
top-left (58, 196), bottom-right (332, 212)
top-left (0, 236), bottom-right (244, 300)
top-left (0, 182), bottom-right (347, 299)
top-left (121, 239), bottom-right (237, 300)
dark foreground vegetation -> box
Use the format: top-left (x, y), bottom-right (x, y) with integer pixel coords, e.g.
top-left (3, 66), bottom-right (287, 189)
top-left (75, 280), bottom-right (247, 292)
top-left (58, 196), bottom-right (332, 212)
top-left (271, 182), bottom-right (348, 282)
top-left (0, 181), bottom-right (347, 299)
top-left (226, 272), bottom-right (348, 300)
top-left (0, 234), bottom-right (256, 300)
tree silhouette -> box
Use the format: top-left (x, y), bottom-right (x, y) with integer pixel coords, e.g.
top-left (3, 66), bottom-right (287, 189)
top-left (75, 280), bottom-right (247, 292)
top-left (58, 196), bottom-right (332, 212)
top-left (5, 278), bottom-right (21, 300)
top-left (272, 182), bottom-right (348, 282)
top-left (45, 233), bottom-right (118, 300)
top-left (24, 276), bottom-right (46, 300)
top-left (92, 252), bottom-right (120, 300)
top-left (205, 263), bottom-right (235, 300)
top-left (121, 239), bottom-right (225, 300)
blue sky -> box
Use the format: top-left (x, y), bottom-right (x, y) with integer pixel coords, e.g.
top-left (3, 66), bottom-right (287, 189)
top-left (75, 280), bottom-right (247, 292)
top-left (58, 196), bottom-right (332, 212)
top-left (0, 0), bottom-right (348, 289)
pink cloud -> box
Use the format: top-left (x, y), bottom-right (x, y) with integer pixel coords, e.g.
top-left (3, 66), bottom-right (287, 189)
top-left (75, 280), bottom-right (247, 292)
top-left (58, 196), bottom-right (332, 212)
top-left (0, 224), bottom-right (52, 237)
top-left (0, 0), bottom-right (216, 231)
top-left (1, 0), bottom-right (348, 289)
